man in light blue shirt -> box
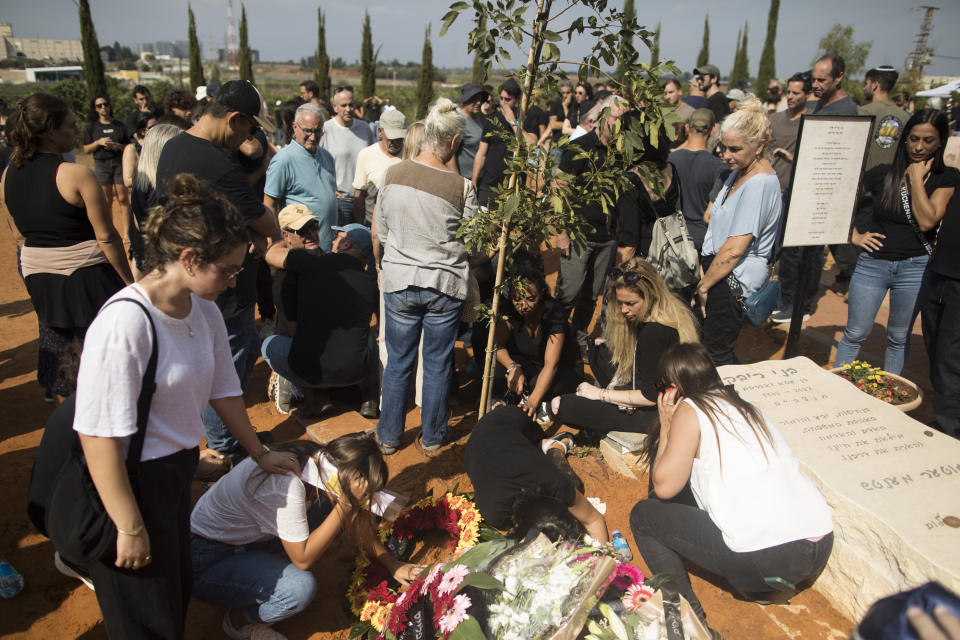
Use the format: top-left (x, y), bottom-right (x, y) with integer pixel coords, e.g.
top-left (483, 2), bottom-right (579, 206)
top-left (264, 103), bottom-right (338, 251)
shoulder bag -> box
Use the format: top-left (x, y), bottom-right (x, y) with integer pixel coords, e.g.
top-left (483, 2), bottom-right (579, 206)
top-left (40, 298), bottom-right (158, 566)
top-left (646, 172), bottom-right (700, 290)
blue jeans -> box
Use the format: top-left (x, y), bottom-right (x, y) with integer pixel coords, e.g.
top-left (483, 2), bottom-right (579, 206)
top-left (835, 252), bottom-right (928, 375)
top-left (203, 307), bottom-right (260, 454)
top-left (261, 332), bottom-right (378, 400)
top-left (378, 287), bottom-right (464, 448)
top-left (190, 500), bottom-right (331, 624)
top-left (336, 196), bottom-right (354, 226)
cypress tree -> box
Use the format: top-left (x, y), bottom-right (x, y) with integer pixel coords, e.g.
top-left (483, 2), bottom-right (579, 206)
top-left (210, 64), bottom-right (221, 83)
top-left (314, 10), bottom-right (331, 101)
top-left (756, 0), bottom-right (780, 99)
top-left (188, 5), bottom-right (206, 91)
top-left (729, 23), bottom-right (750, 90)
top-left (238, 4), bottom-right (254, 84)
top-left (615, 0), bottom-right (636, 83)
top-left (78, 0), bottom-right (107, 102)
top-left (696, 15), bottom-right (710, 68)
top-left (729, 28), bottom-right (741, 88)
top-left (360, 11), bottom-right (376, 99)
top-left (650, 21), bottom-right (661, 65)
top-left (415, 25), bottom-right (434, 120)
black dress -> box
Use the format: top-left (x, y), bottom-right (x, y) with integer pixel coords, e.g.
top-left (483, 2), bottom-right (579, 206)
top-left (500, 298), bottom-right (582, 398)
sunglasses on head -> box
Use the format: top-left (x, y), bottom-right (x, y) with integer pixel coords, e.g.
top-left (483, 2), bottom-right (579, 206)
top-left (335, 85), bottom-right (353, 93)
top-left (609, 267), bottom-right (647, 285)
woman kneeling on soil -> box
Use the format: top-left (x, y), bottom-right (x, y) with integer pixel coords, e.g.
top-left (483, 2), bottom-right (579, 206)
top-left (495, 261), bottom-right (582, 418)
top-left (550, 258), bottom-right (699, 436)
top-left (630, 343), bottom-right (833, 633)
top-left (190, 434), bottom-right (423, 640)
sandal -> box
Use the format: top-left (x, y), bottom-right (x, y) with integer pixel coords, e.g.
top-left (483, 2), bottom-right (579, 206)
top-left (541, 432), bottom-right (574, 455)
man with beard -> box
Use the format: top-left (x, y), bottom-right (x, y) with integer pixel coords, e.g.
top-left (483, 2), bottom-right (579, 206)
top-left (694, 63), bottom-right (730, 123)
top-left (352, 110), bottom-right (406, 225)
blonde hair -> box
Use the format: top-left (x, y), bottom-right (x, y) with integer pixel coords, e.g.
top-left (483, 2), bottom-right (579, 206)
top-left (134, 124), bottom-right (183, 192)
top-left (423, 97), bottom-right (465, 161)
top-left (402, 120), bottom-right (425, 160)
top-left (602, 258), bottom-right (700, 381)
top-left (719, 96), bottom-right (770, 150)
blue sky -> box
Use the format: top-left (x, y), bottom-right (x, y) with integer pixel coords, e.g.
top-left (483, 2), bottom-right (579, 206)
top-left (5, 0), bottom-right (959, 79)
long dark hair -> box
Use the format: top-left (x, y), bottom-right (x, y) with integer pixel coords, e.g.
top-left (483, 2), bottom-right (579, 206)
top-left (7, 93), bottom-right (72, 167)
top-left (505, 259), bottom-right (551, 322)
top-left (639, 343), bottom-right (772, 468)
top-left (880, 109), bottom-right (949, 213)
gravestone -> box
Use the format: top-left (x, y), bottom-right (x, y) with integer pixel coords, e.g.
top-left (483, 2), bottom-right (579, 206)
top-left (719, 356), bottom-right (960, 622)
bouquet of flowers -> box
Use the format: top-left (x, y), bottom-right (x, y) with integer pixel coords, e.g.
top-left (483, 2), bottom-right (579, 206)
top-left (836, 360), bottom-right (918, 405)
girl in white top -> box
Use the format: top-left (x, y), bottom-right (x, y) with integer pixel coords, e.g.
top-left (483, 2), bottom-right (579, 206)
top-left (73, 174), bottom-right (298, 639)
top-left (190, 435), bottom-right (423, 640)
top-left (630, 343), bottom-right (833, 633)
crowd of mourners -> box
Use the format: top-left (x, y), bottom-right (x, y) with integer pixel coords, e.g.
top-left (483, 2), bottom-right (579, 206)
top-left (1, 47), bottom-right (959, 640)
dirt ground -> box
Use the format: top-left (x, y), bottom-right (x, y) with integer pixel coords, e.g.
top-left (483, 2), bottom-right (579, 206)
top-left (3, 188), bottom-right (930, 637)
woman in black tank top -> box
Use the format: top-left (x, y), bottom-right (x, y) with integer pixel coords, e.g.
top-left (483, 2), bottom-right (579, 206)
top-left (1, 93), bottom-right (132, 400)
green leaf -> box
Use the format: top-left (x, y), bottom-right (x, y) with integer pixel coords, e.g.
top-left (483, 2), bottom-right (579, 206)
top-left (450, 1), bottom-right (470, 9)
top-left (349, 621), bottom-right (373, 639)
top-left (459, 571), bottom-right (505, 591)
top-left (501, 192), bottom-right (520, 223)
top-left (542, 29), bottom-right (561, 42)
top-left (439, 11), bottom-right (460, 36)
top-left (448, 616), bottom-right (486, 640)
top-left (599, 602), bottom-right (630, 640)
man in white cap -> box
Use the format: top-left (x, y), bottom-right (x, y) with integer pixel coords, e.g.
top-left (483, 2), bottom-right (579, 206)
top-left (352, 109), bottom-right (407, 225)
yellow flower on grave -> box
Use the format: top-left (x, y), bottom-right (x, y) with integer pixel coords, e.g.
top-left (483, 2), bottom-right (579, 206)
top-left (843, 364), bottom-right (851, 369)
top-left (371, 603), bottom-right (393, 632)
top-left (361, 600), bottom-right (379, 622)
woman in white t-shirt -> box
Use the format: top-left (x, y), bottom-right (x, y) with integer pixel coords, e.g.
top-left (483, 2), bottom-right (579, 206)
top-left (190, 434), bottom-right (423, 639)
top-left (629, 343), bottom-right (833, 634)
top-left (73, 174), bottom-right (299, 639)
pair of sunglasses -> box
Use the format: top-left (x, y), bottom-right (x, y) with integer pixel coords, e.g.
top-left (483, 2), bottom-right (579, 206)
top-left (609, 267), bottom-right (648, 285)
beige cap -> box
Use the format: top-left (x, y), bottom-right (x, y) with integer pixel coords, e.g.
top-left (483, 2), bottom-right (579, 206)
top-left (278, 203), bottom-right (314, 231)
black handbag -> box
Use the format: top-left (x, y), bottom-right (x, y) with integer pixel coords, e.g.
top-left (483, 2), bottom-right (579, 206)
top-left (43, 298), bottom-right (158, 566)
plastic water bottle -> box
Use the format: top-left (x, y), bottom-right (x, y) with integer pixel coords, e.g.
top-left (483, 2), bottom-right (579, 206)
top-left (0, 555), bottom-right (24, 599)
top-left (611, 530), bottom-right (633, 562)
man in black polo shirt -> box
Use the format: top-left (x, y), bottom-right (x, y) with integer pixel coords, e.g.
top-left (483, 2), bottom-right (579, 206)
top-left (154, 80), bottom-right (281, 461)
top-left (262, 223), bottom-right (380, 419)
top-left (554, 95), bottom-right (627, 357)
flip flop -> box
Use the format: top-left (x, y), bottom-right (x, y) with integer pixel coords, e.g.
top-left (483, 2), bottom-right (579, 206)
top-left (541, 432), bottom-right (574, 455)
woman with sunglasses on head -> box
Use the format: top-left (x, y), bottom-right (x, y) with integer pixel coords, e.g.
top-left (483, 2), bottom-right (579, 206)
top-left (629, 342), bottom-right (832, 635)
top-left (190, 434), bottom-right (422, 640)
top-left (562, 82), bottom-right (594, 136)
top-left (71, 174), bottom-right (297, 638)
top-left (82, 94), bottom-right (131, 236)
top-left (495, 260), bottom-right (582, 419)
top-left (548, 258), bottom-right (699, 436)
top-left (1, 93), bottom-right (133, 402)
top-left (697, 96), bottom-right (782, 365)
top-left (836, 110), bottom-right (958, 376)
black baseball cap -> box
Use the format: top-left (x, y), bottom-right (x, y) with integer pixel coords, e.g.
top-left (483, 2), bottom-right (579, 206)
top-left (213, 80), bottom-right (274, 133)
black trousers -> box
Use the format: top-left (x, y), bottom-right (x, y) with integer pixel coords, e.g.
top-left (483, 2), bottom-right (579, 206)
top-left (88, 447), bottom-right (199, 639)
top-left (777, 246), bottom-right (826, 313)
top-left (630, 495), bottom-right (834, 621)
top-left (919, 269), bottom-right (960, 436)
top-left (701, 256), bottom-right (743, 366)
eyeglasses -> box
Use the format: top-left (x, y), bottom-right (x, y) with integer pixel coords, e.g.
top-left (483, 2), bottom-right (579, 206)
top-left (95, 102), bottom-right (110, 108)
top-left (609, 267), bottom-right (648, 285)
top-left (335, 85), bottom-right (353, 93)
top-left (575, 90), bottom-right (586, 95)
top-left (214, 264), bottom-right (244, 280)
top-left (500, 94), bottom-right (516, 102)
top-left (294, 121), bottom-right (321, 137)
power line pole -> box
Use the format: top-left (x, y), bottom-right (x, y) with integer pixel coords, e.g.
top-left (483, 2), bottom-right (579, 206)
top-left (905, 5), bottom-right (938, 90)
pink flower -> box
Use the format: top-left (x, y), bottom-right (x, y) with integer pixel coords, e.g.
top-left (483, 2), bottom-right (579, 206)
top-left (437, 564), bottom-right (470, 597)
top-left (612, 563), bottom-right (645, 590)
top-left (421, 564), bottom-right (443, 596)
top-left (438, 594), bottom-right (472, 634)
top-left (622, 583), bottom-right (656, 612)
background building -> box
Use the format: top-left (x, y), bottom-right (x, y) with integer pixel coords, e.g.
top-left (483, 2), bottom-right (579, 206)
top-left (1, 22), bottom-right (83, 61)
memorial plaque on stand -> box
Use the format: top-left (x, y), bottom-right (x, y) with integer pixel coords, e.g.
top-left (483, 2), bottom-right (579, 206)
top-left (719, 358), bottom-right (960, 622)
top-left (782, 115), bottom-right (873, 247)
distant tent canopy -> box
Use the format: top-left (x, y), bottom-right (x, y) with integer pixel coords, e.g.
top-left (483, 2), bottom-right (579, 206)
top-left (916, 79), bottom-right (960, 97)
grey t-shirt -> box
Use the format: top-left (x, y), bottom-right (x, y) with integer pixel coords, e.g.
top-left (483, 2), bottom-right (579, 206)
top-left (811, 96), bottom-right (858, 116)
top-left (456, 111), bottom-right (485, 180)
top-left (668, 148), bottom-right (727, 250)
top-left (767, 110), bottom-right (802, 192)
top-left (319, 118), bottom-right (376, 193)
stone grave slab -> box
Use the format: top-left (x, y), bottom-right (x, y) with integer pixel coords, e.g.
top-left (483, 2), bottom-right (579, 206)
top-left (718, 356), bottom-right (960, 622)
top-left (600, 431), bottom-right (648, 479)
top-left (299, 410), bottom-right (375, 444)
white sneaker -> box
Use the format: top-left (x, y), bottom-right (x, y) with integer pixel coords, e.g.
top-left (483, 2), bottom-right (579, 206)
top-left (222, 610), bottom-right (287, 640)
top-left (54, 552), bottom-right (95, 591)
